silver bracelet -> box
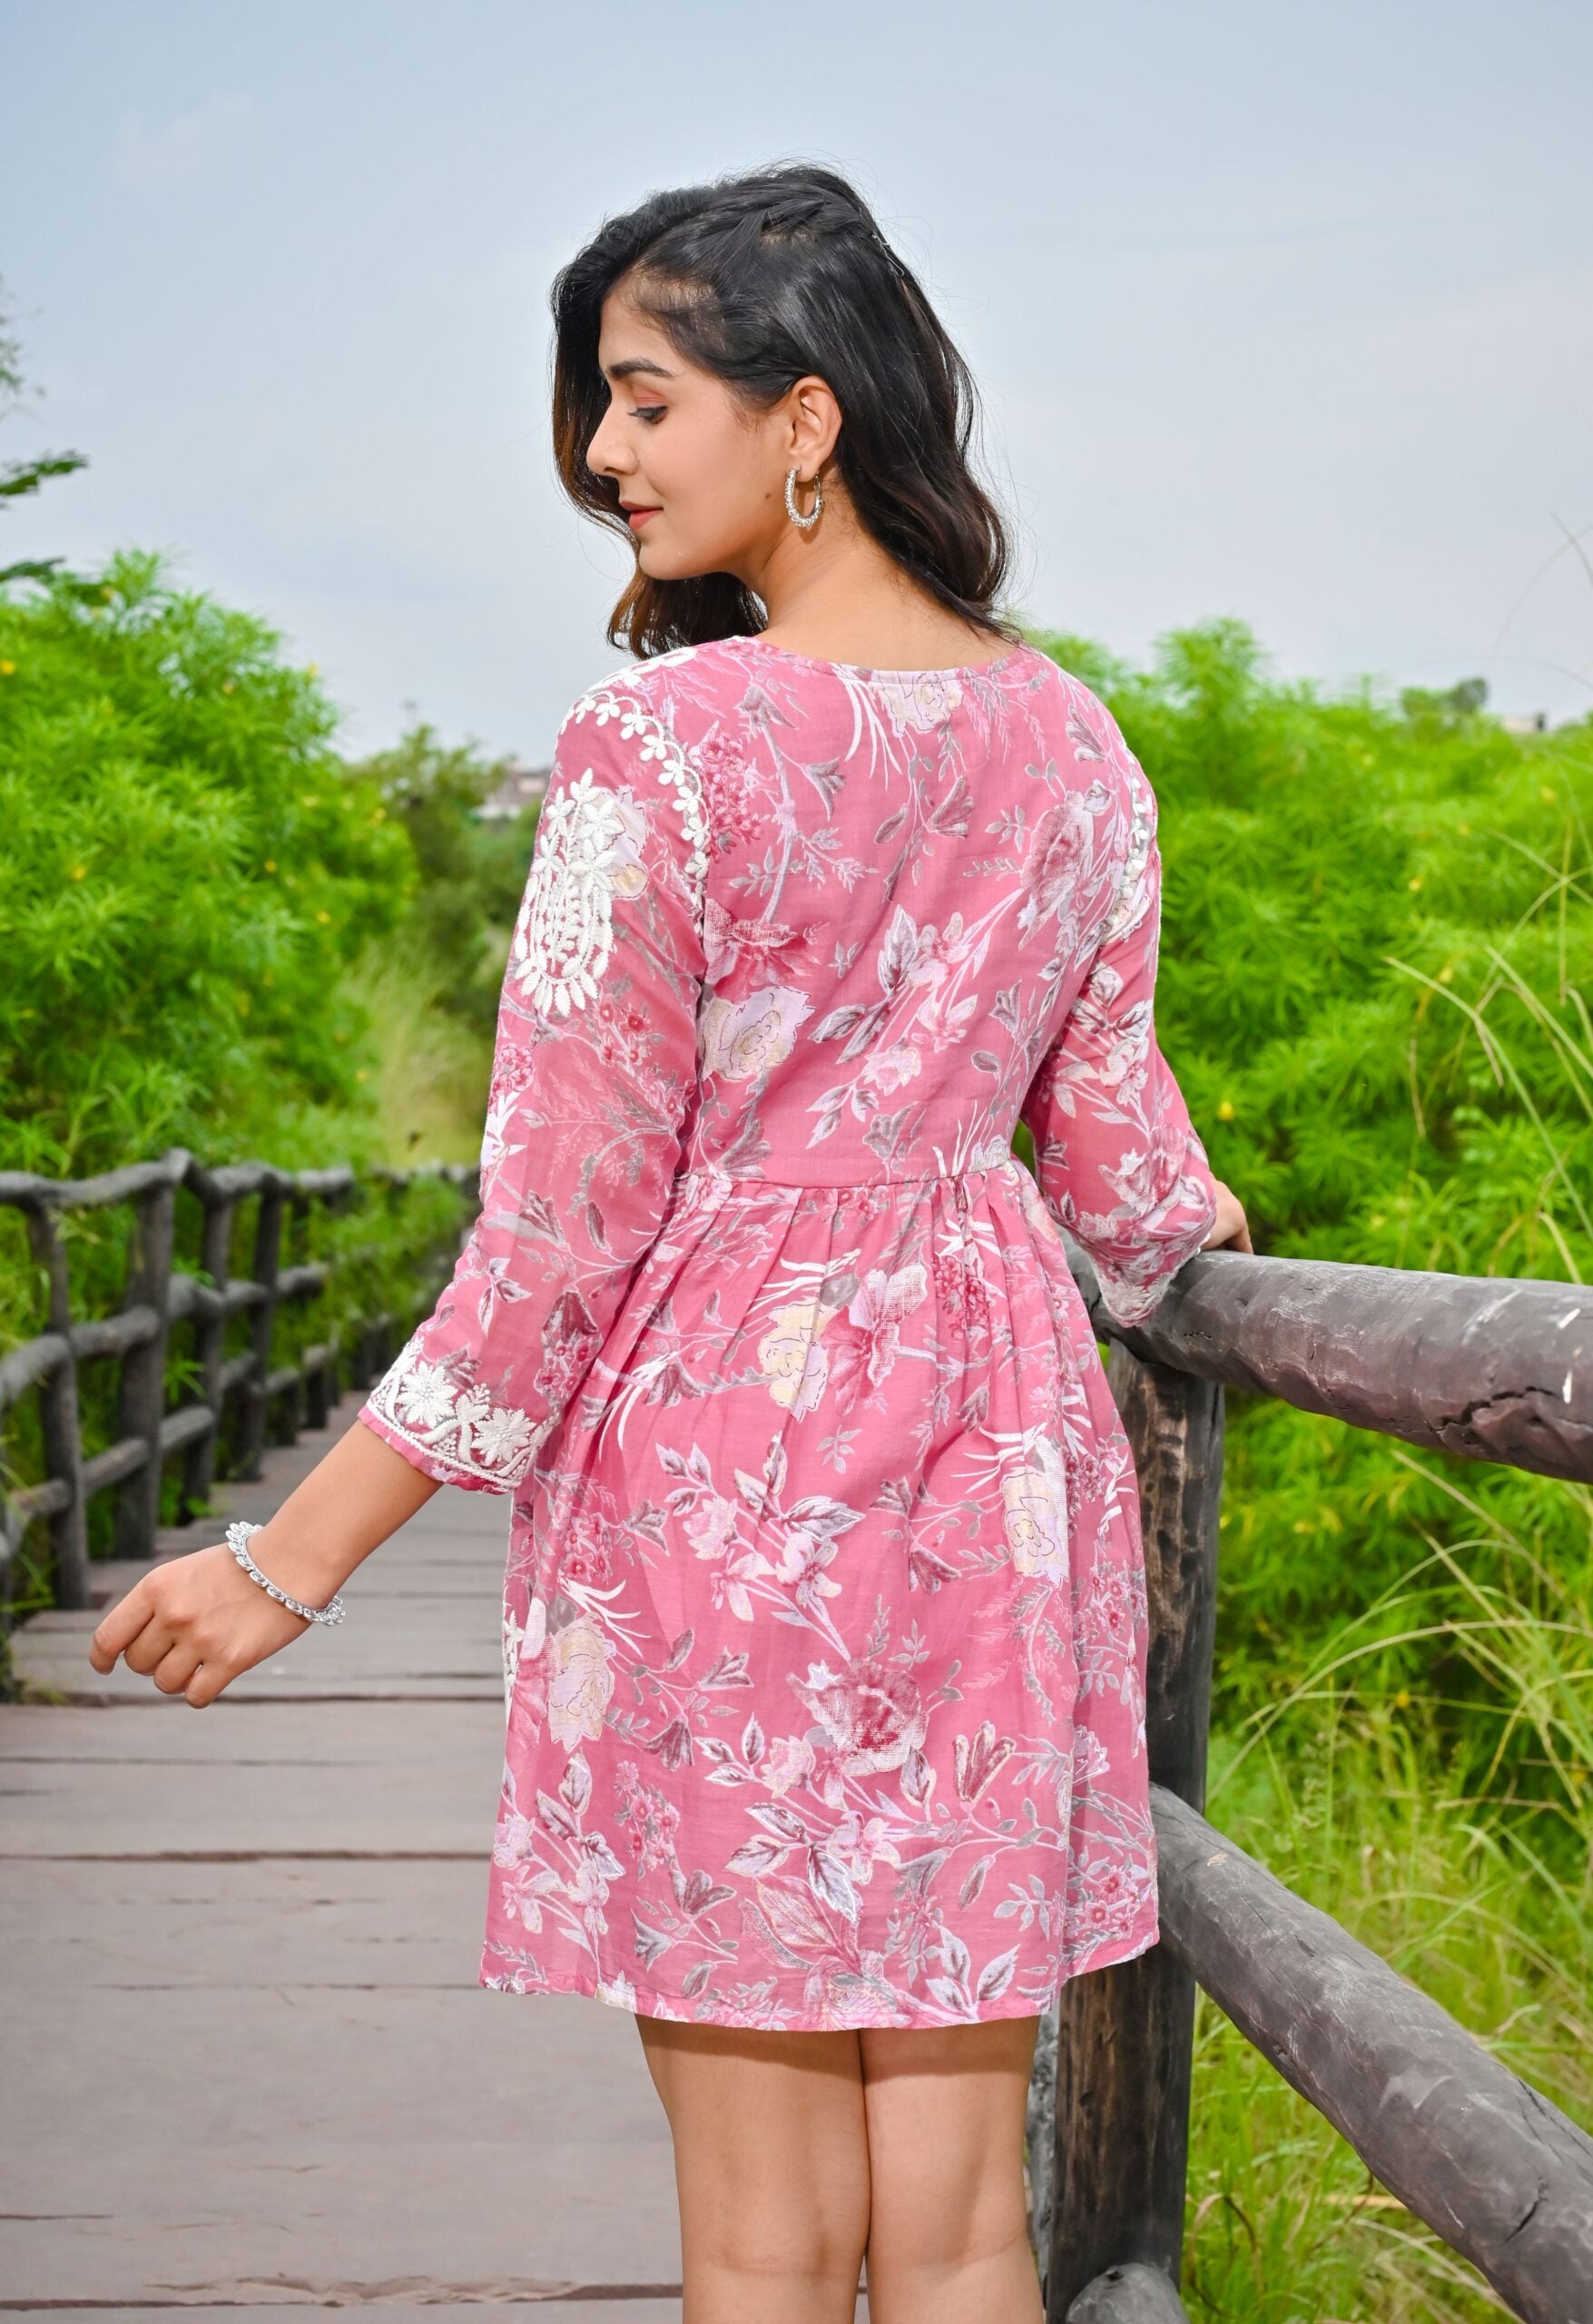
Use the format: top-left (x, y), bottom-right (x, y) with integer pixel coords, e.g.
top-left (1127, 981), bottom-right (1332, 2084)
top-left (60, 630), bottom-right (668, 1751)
top-left (225, 1521), bottom-right (347, 1627)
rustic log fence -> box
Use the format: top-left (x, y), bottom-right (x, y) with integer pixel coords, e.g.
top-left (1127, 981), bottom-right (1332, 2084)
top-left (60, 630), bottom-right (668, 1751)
top-left (1037, 1244), bottom-right (1593, 2323)
top-left (0, 1147), bottom-right (479, 1625)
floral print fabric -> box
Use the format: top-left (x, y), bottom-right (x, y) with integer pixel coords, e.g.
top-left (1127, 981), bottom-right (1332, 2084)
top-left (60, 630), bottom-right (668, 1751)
top-left (359, 635), bottom-right (1218, 2029)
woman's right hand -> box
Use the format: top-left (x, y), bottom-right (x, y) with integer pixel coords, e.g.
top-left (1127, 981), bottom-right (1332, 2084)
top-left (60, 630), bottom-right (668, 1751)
top-left (88, 1541), bottom-right (311, 1709)
top-left (1202, 1179), bottom-right (1254, 1254)
top-left (85, 1417), bottom-right (442, 1708)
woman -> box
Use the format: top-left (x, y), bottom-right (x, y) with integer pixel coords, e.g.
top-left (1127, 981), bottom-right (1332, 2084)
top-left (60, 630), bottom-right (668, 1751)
top-left (91, 165), bottom-right (1251, 2324)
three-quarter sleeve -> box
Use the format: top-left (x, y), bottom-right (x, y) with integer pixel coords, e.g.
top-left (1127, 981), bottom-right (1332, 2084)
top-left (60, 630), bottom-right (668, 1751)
top-left (1019, 758), bottom-right (1217, 1329)
top-left (359, 682), bottom-right (708, 1491)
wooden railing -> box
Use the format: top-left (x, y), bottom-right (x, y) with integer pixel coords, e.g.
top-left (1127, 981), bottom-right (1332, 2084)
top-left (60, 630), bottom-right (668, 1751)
top-left (1036, 1246), bottom-right (1593, 2324)
top-left (0, 1148), bottom-right (479, 1624)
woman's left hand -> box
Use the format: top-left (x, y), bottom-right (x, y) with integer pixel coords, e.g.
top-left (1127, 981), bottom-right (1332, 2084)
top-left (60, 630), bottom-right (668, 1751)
top-left (1202, 1179), bottom-right (1254, 1254)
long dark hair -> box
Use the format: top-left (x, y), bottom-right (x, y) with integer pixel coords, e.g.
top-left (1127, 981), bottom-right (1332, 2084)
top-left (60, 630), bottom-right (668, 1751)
top-left (550, 163), bottom-right (1017, 658)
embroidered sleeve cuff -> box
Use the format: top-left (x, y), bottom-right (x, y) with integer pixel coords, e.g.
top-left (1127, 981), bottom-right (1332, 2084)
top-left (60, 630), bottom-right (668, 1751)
top-left (356, 1399), bottom-right (502, 1494)
top-left (357, 1335), bottom-right (546, 1495)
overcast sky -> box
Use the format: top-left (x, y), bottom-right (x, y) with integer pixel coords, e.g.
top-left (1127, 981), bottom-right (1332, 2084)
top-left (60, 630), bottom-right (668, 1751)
top-left (3, 0), bottom-right (1589, 759)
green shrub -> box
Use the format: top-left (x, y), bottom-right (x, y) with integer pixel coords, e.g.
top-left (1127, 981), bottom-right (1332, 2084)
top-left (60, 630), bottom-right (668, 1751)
top-left (349, 723), bottom-right (536, 1041)
top-left (0, 550), bottom-right (414, 1184)
top-left (1029, 620), bottom-right (1593, 1822)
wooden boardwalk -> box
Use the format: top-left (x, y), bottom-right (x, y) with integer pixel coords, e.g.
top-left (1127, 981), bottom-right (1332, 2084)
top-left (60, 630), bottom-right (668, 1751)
top-left (2, 1393), bottom-right (690, 2319)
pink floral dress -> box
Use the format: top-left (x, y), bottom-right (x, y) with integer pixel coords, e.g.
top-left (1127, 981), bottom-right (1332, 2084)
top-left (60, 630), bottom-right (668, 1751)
top-left (359, 635), bottom-right (1218, 2031)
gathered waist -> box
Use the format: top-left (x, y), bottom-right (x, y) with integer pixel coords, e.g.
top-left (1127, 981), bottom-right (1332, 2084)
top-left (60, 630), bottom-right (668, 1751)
top-left (671, 1150), bottom-right (1028, 1198)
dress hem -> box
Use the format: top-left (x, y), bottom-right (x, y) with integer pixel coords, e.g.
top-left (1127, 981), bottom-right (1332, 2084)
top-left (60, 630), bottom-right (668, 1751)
top-left (477, 1910), bottom-right (1163, 2033)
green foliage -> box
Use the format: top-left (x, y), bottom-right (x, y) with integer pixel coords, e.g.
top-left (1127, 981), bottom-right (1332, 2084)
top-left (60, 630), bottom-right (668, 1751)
top-left (1029, 617), bottom-right (1593, 1277)
top-left (1029, 619), bottom-right (1593, 1758)
top-left (349, 723), bottom-right (533, 1039)
top-left (345, 946), bottom-right (500, 1169)
top-left (0, 551), bottom-right (414, 1181)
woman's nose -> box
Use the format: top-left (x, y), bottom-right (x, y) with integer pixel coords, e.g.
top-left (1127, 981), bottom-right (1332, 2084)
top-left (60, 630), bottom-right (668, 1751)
top-left (585, 407), bottom-right (632, 481)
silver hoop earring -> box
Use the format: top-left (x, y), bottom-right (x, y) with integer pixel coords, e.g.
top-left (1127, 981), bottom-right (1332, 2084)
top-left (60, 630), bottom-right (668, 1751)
top-left (785, 466), bottom-right (823, 530)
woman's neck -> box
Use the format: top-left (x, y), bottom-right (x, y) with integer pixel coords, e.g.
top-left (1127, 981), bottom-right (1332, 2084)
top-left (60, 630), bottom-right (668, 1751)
top-left (734, 487), bottom-right (1008, 673)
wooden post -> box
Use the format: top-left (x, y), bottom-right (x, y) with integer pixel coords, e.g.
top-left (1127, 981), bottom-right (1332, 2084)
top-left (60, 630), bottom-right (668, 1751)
top-left (284, 1190), bottom-right (309, 1441)
top-left (24, 1206), bottom-right (92, 1610)
top-left (1045, 1346), bottom-right (1225, 2319)
top-left (303, 1186), bottom-right (334, 1431)
top-left (237, 1178), bottom-right (284, 1482)
top-left (113, 1176), bottom-right (178, 1561)
top-left (182, 1182), bottom-right (235, 1518)
top-left (1067, 2262), bottom-right (1194, 2323)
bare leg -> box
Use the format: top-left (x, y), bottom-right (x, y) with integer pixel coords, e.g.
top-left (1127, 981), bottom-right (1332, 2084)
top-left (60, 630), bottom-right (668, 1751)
top-left (859, 2014), bottom-right (1044, 2324)
top-left (636, 2016), bottom-right (870, 2324)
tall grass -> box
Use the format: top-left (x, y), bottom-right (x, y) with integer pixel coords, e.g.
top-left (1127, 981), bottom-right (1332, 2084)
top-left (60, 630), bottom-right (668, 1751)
top-left (347, 946), bottom-right (493, 1169)
top-left (1386, 792), bottom-right (1593, 1283)
top-left (1185, 1471), bottom-right (1592, 2317)
top-left (1180, 825), bottom-right (1593, 2317)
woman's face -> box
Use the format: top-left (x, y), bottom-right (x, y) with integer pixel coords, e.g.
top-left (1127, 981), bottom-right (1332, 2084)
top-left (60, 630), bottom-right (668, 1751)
top-left (585, 280), bottom-right (831, 585)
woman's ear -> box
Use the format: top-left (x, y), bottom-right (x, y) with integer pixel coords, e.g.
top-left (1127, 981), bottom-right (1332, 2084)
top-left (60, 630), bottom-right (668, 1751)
top-left (786, 374), bottom-right (842, 475)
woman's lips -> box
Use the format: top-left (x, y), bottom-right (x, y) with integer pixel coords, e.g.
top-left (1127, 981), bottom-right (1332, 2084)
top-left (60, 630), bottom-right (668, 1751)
top-left (626, 507), bottom-right (661, 529)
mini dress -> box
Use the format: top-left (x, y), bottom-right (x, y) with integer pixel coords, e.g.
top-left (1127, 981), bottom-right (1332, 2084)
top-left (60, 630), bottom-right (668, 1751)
top-left (359, 634), bottom-right (1218, 2031)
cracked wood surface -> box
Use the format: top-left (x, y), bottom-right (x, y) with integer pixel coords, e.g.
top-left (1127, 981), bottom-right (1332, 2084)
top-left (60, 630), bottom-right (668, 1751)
top-left (1153, 1785), bottom-right (1593, 2324)
top-left (1, 1394), bottom-right (731, 2319)
top-left (1069, 1243), bottom-right (1593, 1483)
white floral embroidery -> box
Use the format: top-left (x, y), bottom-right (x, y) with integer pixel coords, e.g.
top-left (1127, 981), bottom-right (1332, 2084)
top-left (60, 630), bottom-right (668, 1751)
top-left (497, 677), bottom-right (709, 1025)
top-left (365, 1335), bottom-right (546, 1490)
top-left (569, 683), bottom-right (710, 924)
top-left (1096, 767), bottom-right (1155, 950)
top-left (509, 769), bottom-right (630, 1017)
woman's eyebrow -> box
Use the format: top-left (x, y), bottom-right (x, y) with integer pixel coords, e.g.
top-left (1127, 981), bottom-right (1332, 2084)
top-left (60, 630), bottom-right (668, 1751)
top-left (603, 356), bottom-right (678, 382)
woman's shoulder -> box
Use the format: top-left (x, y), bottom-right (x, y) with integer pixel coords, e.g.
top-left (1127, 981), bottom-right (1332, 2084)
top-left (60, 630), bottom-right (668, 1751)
top-left (546, 646), bottom-right (704, 777)
top-left (1017, 653), bottom-right (1151, 820)
top-left (560, 636), bottom-right (751, 727)
top-left (546, 650), bottom-right (733, 890)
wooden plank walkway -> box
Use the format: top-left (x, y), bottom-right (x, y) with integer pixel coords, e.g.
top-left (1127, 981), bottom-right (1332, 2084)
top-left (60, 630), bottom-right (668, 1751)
top-left (2, 1393), bottom-right (691, 2319)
